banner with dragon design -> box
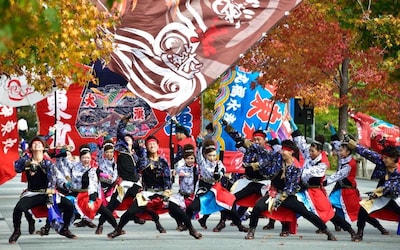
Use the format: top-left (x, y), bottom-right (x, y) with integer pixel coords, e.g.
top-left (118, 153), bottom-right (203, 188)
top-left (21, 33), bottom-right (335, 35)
top-left (96, 0), bottom-right (302, 115)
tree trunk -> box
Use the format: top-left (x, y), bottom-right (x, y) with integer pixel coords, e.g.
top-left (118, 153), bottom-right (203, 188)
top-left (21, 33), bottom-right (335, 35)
top-left (338, 58), bottom-right (350, 140)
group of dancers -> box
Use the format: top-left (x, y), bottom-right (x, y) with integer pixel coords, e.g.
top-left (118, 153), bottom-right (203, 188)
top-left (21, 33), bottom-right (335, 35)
top-left (8, 113), bottom-right (400, 244)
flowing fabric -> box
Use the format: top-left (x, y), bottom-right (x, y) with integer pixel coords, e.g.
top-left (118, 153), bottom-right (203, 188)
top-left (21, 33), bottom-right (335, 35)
top-left (48, 195), bottom-right (64, 230)
top-left (76, 192), bottom-right (103, 219)
top-left (199, 182), bottom-right (235, 215)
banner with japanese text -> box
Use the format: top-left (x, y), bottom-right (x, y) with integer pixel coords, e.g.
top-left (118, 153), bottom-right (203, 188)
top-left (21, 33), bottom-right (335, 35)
top-left (100, 0), bottom-right (302, 115)
top-left (214, 66), bottom-right (291, 151)
top-left (36, 70), bottom-right (201, 158)
top-left (0, 105), bottom-right (18, 185)
top-left (213, 66), bottom-right (293, 173)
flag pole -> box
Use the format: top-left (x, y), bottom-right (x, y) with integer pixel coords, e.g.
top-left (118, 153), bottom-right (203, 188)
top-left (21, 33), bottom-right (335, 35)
top-left (169, 118), bottom-right (175, 184)
top-left (264, 100), bottom-right (276, 132)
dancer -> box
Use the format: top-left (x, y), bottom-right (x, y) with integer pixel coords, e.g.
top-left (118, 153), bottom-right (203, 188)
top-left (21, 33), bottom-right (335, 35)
top-left (107, 135), bottom-right (202, 239)
top-left (245, 139), bottom-right (336, 240)
top-left (185, 139), bottom-right (248, 233)
top-left (9, 136), bottom-right (76, 243)
top-left (348, 140), bottom-right (400, 242)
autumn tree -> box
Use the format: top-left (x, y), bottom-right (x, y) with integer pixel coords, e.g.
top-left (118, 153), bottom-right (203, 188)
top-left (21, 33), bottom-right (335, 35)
top-left (239, 0), bottom-right (399, 139)
top-left (0, 0), bottom-right (118, 93)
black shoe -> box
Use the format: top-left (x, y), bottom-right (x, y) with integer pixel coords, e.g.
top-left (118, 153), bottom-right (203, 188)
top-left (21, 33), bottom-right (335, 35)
top-left (378, 225), bottom-right (390, 235)
top-left (263, 222), bottom-right (275, 230)
top-left (58, 227), bottom-right (77, 239)
top-left (74, 219), bottom-right (87, 227)
top-left (36, 225), bottom-right (50, 236)
top-left (198, 217), bottom-right (207, 230)
top-left (155, 221), bottom-right (166, 233)
top-left (238, 225), bottom-right (249, 232)
top-left (9, 228), bottom-right (21, 244)
top-left (107, 228), bottom-right (123, 239)
top-left (133, 216), bottom-right (146, 225)
top-left (189, 227), bottom-right (202, 239)
top-left (176, 225), bottom-right (187, 231)
top-left (84, 219), bottom-right (97, 228)
top-left (245, 228), bottom-right (255, 240)
top-left (213, 221), bottom-right (226, 232)
top-left (323, 229), bottom-right (337, 241)
top-left (28, 219), bottom-right (35, 234)
top-left (95, 225), bottom-right (103, 235)
top-left (280, 231), bottom-right (290, 237)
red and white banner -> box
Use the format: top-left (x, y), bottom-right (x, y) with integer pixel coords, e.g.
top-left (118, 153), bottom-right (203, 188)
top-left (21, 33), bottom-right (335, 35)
top-left (349, 111), bottom-right (399, 152)
top-left (97, 0), bottom-right (302, 115)
top-left (0, 105), bottom-right (18, 185)
top-left (36, 83), bottom-right (201, 157)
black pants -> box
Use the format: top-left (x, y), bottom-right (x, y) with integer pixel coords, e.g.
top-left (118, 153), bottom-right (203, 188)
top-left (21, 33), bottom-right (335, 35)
top-left (98, 184), bottom-right (141, 225)
top-left (357, 199), bottom-right (400, 230)
top-left (97, 205), bottom-right (118, 228)
top-left (168, 202), bottom-right (194, 228)
top-left (13, 194), bottom-right (74, 229)
top-left (219, 181), bottom-right (264, 221)
top-left (330, 214), bottom-right (352, 232)
top-left (249, 195), bottom-right (327, 231)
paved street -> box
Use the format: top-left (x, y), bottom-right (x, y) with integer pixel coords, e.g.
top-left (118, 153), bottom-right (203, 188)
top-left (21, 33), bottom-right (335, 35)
top-left (1, 174), bottom-right (399, 250)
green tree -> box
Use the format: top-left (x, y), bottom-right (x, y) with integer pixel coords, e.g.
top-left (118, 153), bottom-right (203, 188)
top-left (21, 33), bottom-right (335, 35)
top-left (0, 0), bottom-right (118, 93)
top-left (238, 0), bottom-right (399, 140)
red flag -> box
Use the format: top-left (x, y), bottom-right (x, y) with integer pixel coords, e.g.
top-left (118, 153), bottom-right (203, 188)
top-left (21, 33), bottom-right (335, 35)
top-left (0, 105), bottom-right (18, 185)
top-left (349, 111), bottom-right (399, 150)
top-left (222, 151), bottom-right (244, 174)
top-left (103, 0), bottom-right (302, 115)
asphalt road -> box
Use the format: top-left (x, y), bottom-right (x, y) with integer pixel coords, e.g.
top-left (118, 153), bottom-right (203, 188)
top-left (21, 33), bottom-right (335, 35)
top-left (1, 174), bottom-right (399, 250)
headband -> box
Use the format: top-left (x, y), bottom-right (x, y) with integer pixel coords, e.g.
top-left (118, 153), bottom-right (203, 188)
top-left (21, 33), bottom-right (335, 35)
top-left (146, 139), bottom-right (158, 146)
top-left (312, 140), bottom-right (323, 146)
top-left (103, 142), bottom-right (114, 148)
top-left (205, 145), bottom-right (216, 150)
top-left (80, 147), bottom-right (91, 153)
top-left (281, 146), bottom-right (294, 152)
top-left (253, 132), bottom-right (266, 138)
top-left (184, 149), bottom-right (194, 153)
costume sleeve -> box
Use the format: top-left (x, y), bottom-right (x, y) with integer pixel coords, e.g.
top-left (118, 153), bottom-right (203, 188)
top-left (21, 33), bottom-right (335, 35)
top-left (329, 125), bottom-right (341, 153)
top-left (115, 116), bottom-right (129, 151)
top-left (88, 168), bottom-right (99, 200)
top-left (302, 161), bottom-right (327, 179)
top-left (285, 166), bottom-right (301, 195)
top-left (174, 145), bottom-right (184, 165)
top-left (292, 130), bottom-right (310, 161)
top-left (382, 173), bottom-right (400, 198)
top-left (14, 153), bottom-right (30, 173)
top-left (46, 160), bottom-right (57, 190)
top-left (258, 151), bottom-right (283, 179)
top-left (137, 157), bottom-right (149, 173)
top-left (326, 163), bottom-right (351, 185)
top-left (355, 144), bottom-right (385, 180)
top-left (161, 158), bottom-right (172, 190)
